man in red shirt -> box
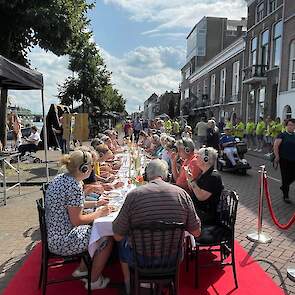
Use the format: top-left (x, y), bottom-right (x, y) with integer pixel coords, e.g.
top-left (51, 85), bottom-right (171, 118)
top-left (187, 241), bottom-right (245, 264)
top-left (170, 138), bottom-right (201, 193)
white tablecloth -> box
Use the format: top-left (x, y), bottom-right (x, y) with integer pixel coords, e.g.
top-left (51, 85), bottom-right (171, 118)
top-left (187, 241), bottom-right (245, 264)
top-left (87, 151), bottom-right (196, 257)
top-left (88, 152), bottom-right (137, 257)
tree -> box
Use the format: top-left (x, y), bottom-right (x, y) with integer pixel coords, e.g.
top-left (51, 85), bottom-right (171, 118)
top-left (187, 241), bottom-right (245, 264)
top-left (0, 0), bottom-right (93, 146)
top-left (102, 85), bottom-right (126, 113)
top-left (58, 34), bottom-right (126, 114)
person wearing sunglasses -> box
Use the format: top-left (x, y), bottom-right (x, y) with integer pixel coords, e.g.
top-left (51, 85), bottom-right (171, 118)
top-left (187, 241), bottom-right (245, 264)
top-left (170, 138), bottom-right (201, 193)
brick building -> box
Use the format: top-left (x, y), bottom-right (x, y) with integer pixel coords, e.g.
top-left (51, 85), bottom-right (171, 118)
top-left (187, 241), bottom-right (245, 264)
top-left (158, 91), bottom-right (180, 119)
top-left (277, 0), bottom-right (295, 119)
top-left (242, 0), bottom-right (283, 122)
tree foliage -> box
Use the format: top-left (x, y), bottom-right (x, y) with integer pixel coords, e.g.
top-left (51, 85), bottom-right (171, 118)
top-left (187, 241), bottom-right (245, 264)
top-left (0, 0), bottom-right (126, 145)
top-left (0, 0), bottom-right (94, 145)
top-left (101, 85), bottom-right (126, 113)
top-left (0, 0), bottom-right (93, 65)
top-left (58, 33), bottom-right (126, 113)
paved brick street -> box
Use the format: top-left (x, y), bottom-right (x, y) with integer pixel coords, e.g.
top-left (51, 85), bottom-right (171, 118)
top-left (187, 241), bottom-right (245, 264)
top-left (0, 152), bottom-right (294, 294)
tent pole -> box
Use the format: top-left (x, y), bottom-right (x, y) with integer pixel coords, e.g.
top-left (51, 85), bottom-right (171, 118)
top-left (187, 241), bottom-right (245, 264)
top-left (41, 89), bottom-right (49, 182)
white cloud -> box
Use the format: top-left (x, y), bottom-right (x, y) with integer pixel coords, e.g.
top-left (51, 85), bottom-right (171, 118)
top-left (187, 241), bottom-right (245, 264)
top-left (9, 45), bottom-right (184, 115)
top-left (10, 47), bottom-right (70, 114)
top-left (100, 46), bottom-right (185, 113)
top-left (104, 0), bottom-right (247, 35)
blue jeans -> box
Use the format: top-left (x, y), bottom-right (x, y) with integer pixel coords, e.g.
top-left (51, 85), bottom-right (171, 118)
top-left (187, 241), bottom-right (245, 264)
top-left (118, 238), bottom-right (177, 267)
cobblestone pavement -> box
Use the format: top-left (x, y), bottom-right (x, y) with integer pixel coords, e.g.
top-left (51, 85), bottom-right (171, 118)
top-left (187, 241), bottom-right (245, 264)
top-left (0, 152), bottom-right (294, 294)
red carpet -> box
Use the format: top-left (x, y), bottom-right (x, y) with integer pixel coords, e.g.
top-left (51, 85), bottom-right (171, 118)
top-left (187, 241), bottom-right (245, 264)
top-left (2, 242), bottom-right (284, 295)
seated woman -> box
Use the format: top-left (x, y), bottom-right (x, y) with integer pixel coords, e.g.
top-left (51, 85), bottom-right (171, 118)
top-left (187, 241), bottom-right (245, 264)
top-left (45, 150), bottom-right (113, 289)
top-left (75, 146), bottom-right (106, 200)
top-left (162, 135), bottom-right (176, 171)
top-left (105, 130), bottom-right (123, 152)
top-left (94, 144), bottom-right (124, 190)
top-left (138, 131), bottom-right (152, 150)
top-left (181, 125), bottom-right (192, 139)
top-left (148, 134), bottom-right (164, 158)
top-left (101, 135), bottom-right (117, 153)
top-left (185, 147), bottom-right (224, 225)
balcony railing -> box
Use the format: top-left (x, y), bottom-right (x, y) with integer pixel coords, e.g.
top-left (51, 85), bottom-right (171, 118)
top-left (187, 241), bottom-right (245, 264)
top-left (243, 65), bottom-right (268, 85)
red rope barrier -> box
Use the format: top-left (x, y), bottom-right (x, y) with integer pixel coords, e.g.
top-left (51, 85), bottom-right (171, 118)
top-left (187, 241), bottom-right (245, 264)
top-left (263, 174), bottom-right (295, 230)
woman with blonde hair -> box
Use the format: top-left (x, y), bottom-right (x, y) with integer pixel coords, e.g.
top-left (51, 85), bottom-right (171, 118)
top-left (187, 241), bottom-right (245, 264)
top-left (45, 150), bottom-right (113, 289)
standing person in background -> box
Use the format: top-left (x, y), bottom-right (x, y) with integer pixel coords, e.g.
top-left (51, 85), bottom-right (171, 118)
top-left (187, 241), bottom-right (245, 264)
top-left (273, 118), bottom-right (295, 204)
top-left (265, 116), bottom-right (275, 155)
top-left (124, 120), bottom-right (133, 139)
top-left (172, 119), bottom-right (180, 138)
top-left (10, 112), bottom-right (22, 149)
top-left (133, 117), bottom-right (142, 143)
top-left (271, 117), bottom-right (283, 142)
top-left (206, 120), bottom-right (220, 151)
top-left (193, 117), bottom-right (208, 148)
top-left (225, 118), bottom-right (233, 131)
top-left (255, 117), bottom-right (265, 152)
top-left (142, 119), bottom-right (149, 132)
top-left (245, 119), bottom-right (256, 150)
top-left (234, 118), bottom-right (245, 140)
top-left (218, 118), bottom-right (225, 134)
top-left (52, 116), bottom-right (66, 154)
top-left (164, 117), bottom-right (172, 134)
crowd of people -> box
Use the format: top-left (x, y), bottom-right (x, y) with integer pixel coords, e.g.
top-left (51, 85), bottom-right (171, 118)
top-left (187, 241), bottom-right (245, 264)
top-left (43, 123), bottom-right (223, 292)
top-left (123, 115), bottom-right (287, 156)
top-left (42, 114), bottom-right (294, 293)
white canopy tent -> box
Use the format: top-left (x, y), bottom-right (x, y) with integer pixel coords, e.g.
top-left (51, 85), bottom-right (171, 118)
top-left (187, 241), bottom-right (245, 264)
top-left (0, 54), bottom-right (49, 181)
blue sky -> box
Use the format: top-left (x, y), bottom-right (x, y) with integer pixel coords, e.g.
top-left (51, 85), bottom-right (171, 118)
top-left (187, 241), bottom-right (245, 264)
top-left (9, 0), bottom-right (247, 114)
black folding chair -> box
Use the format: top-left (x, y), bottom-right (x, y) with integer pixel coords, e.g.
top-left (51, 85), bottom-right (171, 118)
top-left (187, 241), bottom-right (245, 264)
top-left (186, 190), bottom-right (239, 289)
top-left (129, 221), bottom-right (185, 295)
top-left (36, 198), bottom-right (92, 295)
top-left (41, 183), bottom-right (49, 200)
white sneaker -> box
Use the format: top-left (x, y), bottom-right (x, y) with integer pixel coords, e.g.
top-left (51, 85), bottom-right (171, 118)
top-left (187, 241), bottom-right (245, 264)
top-left (248, 148), bottom-right (252, 151)
top-left (85, 276), bottom-right (110, 290)
top-left (72, 268), bottom-right (88, 278)
top-left (258, 149), bottom-right (262, 152)
top-left (253, 149), bottom-right (258, 152)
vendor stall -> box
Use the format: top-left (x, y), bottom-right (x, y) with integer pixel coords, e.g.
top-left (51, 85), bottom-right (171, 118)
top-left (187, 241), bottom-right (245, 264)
top-left (0, 54), bottom-right (49, 183)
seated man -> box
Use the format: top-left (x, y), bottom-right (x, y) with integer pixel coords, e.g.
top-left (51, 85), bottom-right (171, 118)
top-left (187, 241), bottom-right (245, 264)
top-left (18, 126), bottom-right (40, 157)
top-left (185, 147), bottom-right (224, 225)
top-left (113, 159), bottom-right (201, 294)
top-left (170, 138), bottom-right (201, 193)
top-left (219, 127), bottom-right (238, 167)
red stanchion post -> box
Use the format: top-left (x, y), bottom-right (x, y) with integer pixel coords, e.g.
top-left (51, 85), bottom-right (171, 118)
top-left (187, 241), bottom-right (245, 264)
top-left (247, 165), bottom-right (272, 243)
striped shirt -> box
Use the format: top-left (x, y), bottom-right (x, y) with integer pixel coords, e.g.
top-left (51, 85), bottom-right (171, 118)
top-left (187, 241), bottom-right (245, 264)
top-left (113, 179), bottom-right (201, 253)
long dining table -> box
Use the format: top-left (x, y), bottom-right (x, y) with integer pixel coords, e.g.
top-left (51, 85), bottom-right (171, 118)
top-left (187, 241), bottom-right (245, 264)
top-left (88, 148), bottom-right (195, 257)
top-left (88, 151), bottom-right (139, 257)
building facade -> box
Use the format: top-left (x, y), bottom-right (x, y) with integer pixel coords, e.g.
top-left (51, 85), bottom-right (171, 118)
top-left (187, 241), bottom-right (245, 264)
top-left (242, 0), bottom-right (283, 122)
top-left (277, 0), bottom-right (295, 119)
top-left (158, 91), bottom-right (180, 119)
top-left (180, 17), bottom-right (247, 123)
top-left (187, 38), bottom-right (245, 125)
top-left (143, 93), bottom-right (159, 120)
top-left (143, 92), bottom-right (180, 120)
